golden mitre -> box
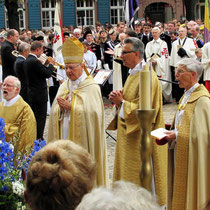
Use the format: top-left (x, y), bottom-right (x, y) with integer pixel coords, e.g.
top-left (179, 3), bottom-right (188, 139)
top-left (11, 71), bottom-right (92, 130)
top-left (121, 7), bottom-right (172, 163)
top-left (62, 37), bottom-right (84, 64)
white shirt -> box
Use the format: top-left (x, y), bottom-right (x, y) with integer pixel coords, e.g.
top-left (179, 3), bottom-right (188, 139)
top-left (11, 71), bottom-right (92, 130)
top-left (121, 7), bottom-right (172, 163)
top-left (61, 71), bottom-right (87, 139)
top-left (119, 60), bottom-right (146, 119)
top-left (84, 50), bottom-right (97, 73)
top-left (3, 94), bottom-right (20, 107)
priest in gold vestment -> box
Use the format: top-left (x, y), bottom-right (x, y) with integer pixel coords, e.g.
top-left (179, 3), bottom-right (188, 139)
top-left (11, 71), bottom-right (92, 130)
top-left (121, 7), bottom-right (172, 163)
top-left (47, 38), bottom-right (108, 187)
top-left (164, 58), bottom-right (210, 210)
top-left (0, 76), bottom-right (36, 154)
top-left (109, 37), bottom-right (167, 206)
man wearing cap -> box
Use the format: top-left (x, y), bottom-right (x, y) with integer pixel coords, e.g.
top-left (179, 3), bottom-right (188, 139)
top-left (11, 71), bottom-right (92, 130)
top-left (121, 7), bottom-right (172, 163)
top-left (48, 37), bottom-right (108, 187)
top-left (1, 29), bottom-right (19, 79)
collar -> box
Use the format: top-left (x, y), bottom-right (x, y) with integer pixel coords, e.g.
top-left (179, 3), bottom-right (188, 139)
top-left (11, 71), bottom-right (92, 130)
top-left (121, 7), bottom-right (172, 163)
top-left (29, 53), bottom-right (38, 59)
top-left (17, 55), bottom-right (26, 60)
top-left (153, 38), bottom-right (161, 43)
top-left (129, 60), bottom-right (146, 75)
top-left (69, 71), bottom-right (87, 90)
top-left (3, 94), bottom-right (20, 107)
top-left (184, 83), bottom-right (199, 96)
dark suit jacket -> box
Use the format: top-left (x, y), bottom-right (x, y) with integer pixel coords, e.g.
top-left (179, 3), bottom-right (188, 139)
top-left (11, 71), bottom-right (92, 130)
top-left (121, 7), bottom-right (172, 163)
top-left (140, 33), bottom-right (153, 48)
top-left (14, 56), bottom-right (28, 103)
top-left (25, 54), bottom-right (54, 103)
top-left (1, 40), bottom-right (16, 79)
top-left (160, 33), bottom-right (172, 55)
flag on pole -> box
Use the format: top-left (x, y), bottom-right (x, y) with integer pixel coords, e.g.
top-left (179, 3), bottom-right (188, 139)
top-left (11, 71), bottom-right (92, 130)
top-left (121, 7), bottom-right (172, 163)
top-left (53, 2), bottom-right (64, 58)
top-left (124, 0), bottom-right (139, 29)
top-left (204, 0), bottom-right (209, 43)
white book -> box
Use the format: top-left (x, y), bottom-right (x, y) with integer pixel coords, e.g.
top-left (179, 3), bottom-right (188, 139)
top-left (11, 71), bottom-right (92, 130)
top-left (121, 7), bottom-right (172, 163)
top-left (151, 128), bottom-right (168, 140)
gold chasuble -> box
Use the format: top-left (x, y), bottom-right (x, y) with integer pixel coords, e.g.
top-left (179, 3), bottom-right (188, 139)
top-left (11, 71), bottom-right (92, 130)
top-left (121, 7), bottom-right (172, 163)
top-left (0, 97), bottom-right (36, 154)
top-left (110, 70), bottom-right (167, 205)
top-left (168, 85), bottom-right (210, 210)
top-left (48, 76), bottom-right (108, 187)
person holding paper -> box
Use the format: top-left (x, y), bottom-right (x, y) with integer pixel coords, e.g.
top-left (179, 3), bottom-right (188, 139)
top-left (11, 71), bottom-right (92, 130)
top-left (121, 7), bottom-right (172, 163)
top-left (163, 58), bottom-right (210, 210)
top-left (108, 37), bottom-right (167, 206)
top-left (47, 37), bottom-right (108, 187)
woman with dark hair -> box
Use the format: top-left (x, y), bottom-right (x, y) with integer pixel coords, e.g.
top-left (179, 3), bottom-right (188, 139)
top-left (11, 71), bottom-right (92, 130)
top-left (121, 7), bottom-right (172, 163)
top-left (24, 140), bottom-right (96, 210)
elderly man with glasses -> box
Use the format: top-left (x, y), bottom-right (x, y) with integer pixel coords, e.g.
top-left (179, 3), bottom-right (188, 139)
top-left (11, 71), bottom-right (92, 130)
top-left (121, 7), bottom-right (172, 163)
top-left (108, 37), bottom-right (167, 206)
top-left (162, 58), bottom-right (210, 210)
top-left (47, 37), bottom-right (108, 187)
top-left (0, 75), bottom-right (36, 155)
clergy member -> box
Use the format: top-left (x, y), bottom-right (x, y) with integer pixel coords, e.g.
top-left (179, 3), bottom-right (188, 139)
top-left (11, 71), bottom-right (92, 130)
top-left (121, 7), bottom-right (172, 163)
top-left (47, 37), bottom-right (108, 187)
top-left (108, 37), bottom-right (167, 206)
top-left (163, 58), bottom-right (210, 210)
top-left (0, 76), bottom-right (36, 154)
top-left (145, 27), bottom-right (172, 102)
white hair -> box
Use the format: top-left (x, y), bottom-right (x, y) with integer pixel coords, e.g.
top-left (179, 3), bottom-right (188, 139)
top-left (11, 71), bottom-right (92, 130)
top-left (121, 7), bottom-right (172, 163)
top-left (152, 27), bottom-right (161, 33)
top-left (76, 181), bottom-right (162, 210)
top-left (74, 28), bottom-right (82, 34)
top-left (4, 76), bottom-right (21, 92)
top-left (177, 58), bottom-right (203, 80)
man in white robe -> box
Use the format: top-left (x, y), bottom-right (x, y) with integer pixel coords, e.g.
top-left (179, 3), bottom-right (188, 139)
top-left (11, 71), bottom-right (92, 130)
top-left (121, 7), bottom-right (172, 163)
top-left (145, 27), bottom-right (172, 102)
top-left (48, 37), bottom-right (108, 187)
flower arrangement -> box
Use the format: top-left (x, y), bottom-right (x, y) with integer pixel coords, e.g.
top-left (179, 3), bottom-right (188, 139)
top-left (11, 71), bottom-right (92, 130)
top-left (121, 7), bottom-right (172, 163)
top-left (0, 117), bottom-right (46, 210)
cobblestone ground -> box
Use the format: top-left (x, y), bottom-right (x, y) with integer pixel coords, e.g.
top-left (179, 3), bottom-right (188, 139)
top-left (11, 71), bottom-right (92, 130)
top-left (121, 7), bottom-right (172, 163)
top-left (44, 98), bottom-right (177, 184)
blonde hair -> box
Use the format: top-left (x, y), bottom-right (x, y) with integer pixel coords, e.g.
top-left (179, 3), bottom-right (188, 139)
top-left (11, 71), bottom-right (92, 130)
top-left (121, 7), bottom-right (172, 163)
top-left (25, 140), bottom-right (96, 210)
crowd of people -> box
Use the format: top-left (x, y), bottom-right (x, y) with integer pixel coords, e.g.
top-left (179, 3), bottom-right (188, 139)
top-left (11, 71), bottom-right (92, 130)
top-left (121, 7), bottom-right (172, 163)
top-left (0, 17), bottom-right (210, 210)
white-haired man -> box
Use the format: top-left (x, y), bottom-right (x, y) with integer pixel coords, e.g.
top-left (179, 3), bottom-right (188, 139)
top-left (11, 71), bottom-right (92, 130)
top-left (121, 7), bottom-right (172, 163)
top-left (163, 58), bottom-right (210, 210)
top-left (0, 76), bottom-right (36, 154)
top-left (48, 38), bottom-right (108, 187)
top-left (170, 26), bottom-right (197, 102)
top-left (145, 27), bottom-right (172, 102)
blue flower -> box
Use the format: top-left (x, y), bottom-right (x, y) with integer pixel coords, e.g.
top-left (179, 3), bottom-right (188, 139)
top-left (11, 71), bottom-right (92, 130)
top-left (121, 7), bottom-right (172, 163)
top-left (1, 185), bottom-right (8, 192)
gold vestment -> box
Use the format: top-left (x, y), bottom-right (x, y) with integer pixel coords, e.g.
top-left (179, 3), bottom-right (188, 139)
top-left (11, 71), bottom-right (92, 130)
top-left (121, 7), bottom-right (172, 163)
top-left (168, 84), bottom-right (210, 210)
top-left (48, 76), bottom-right (108, 187)
top-left (109, 70), bottom-right (167, 205)
top-left (0, 96), bottom-right (36, 155)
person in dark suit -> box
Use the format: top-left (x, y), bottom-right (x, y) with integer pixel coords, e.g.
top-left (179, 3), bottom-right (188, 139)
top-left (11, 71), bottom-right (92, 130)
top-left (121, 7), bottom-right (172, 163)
top-left (14, 42), bottom-right (31, 103)
top-left (1, 29), bottom-right (19, 80)
top-left (25, 41), bottom-right (55, 140)
top-left (139, 23), bottom-right (153, 48)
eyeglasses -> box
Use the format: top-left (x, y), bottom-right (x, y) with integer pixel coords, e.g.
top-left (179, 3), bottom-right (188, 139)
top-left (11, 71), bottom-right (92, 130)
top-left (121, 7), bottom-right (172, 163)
top-left (65, 64), bottom-right (81, 70)
top-left (3, 84), bottom-right (17, 88)
top-left (121, 51), bottom-right (136, 55)
top-left (175, 69), bottom-right (190, 74)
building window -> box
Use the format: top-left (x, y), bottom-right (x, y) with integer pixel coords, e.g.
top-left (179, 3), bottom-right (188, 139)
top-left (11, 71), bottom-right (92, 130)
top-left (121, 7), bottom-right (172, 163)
top-left (110, 0), bottom-right (124, 25)
top-left (4, 5), bottom-right (25, 30)
top-left (41, 0), bottom-right (55, 29)
top-left (76, 0), bottom-right (95, 26)
top-left (18, 8), bottom-right (26, 29)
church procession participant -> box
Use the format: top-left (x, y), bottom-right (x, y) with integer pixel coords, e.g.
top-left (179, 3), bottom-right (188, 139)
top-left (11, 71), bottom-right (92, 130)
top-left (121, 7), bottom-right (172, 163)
top-left (145, 27), bottom-right (172, 102)
top-left (1, 29), bottom-right (19, 80)
top-left (201, 41), bottom-right (210, 92)
top-left (108, 37), bottom-right (167, 206)
top-left (25, 41), bottom-right (55, 140)
top-left (14, 42), bottom-right (31, 104)
top-left (48, 37), bottom-right (108, 187)
top-left (0, 76), bottom-right (36, 155)
top-left (170, 26), bottom-right (197, 102)
top-left (162, 58), bottom-right (210, 210)
top-left (83, 41), bottom-right (97, 74)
